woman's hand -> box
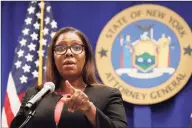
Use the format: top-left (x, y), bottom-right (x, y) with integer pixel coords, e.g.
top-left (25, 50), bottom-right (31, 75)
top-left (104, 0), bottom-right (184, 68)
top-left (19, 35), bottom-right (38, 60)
top-left (60, 80), bottom-right (92, 113)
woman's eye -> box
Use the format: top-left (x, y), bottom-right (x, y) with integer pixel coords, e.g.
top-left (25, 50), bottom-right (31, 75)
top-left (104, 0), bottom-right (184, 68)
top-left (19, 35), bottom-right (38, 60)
top-left (73, 45), bottom-right (82, 50)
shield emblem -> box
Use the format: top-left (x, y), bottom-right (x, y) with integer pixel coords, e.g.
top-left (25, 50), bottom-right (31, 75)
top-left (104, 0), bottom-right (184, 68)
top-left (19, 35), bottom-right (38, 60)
top-left (132, 39), bottom-right (157, 72)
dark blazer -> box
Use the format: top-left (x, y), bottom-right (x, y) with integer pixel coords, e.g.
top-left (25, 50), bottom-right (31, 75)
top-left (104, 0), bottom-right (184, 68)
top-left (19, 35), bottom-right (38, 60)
top-left (10, 84), bottom-right (128, 128)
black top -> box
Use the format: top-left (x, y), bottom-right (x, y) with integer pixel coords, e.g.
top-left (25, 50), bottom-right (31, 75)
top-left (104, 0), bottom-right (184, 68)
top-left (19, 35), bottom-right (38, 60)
top-left (10, 84), bottom-right (128, 128)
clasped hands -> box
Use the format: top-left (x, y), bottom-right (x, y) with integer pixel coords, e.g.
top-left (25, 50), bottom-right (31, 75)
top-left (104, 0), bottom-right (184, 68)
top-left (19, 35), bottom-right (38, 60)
top-left (60, 80), bottom-right (93, 114)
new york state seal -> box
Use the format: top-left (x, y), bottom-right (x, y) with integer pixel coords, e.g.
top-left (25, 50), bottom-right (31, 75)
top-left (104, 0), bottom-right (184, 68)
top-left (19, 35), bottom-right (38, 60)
top-left (95, 4), bottom-right (192, 105)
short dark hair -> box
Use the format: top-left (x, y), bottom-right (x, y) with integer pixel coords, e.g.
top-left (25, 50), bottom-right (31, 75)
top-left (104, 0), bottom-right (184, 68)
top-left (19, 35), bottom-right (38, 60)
top-left (45, 27), bottom-right (99, 89)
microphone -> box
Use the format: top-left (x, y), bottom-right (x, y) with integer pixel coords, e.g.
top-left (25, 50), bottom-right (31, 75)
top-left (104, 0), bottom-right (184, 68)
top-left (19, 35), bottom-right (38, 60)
top-left (25, 82), bottom-right (55, 109)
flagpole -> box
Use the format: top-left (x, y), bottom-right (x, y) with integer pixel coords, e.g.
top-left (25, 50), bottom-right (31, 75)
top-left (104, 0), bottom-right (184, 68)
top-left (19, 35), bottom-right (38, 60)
top-left (38, 0), bottom-right (45, 86)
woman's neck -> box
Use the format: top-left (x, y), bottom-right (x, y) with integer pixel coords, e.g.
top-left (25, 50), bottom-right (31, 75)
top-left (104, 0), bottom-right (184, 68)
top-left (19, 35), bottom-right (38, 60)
top-left (58, 77), bottom-right (87, 92)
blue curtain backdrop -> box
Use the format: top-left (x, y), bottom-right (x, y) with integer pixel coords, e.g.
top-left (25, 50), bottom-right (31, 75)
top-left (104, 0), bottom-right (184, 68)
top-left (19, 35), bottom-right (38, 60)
top-left (2, 1), bottom-right (192, 128)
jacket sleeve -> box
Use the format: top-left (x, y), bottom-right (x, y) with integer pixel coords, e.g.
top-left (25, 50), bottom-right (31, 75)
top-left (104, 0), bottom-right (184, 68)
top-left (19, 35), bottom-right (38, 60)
top-left (10, 87), bottom-right (39, 128)
top-left (95, 88), bottom-right (128, 128)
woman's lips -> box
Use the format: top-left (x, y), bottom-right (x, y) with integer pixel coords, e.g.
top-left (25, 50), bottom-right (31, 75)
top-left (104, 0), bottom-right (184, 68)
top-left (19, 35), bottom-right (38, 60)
top-left (63, 60), bottom-right (75, 68)
top-left (63, 60), bottom-right (75, 65)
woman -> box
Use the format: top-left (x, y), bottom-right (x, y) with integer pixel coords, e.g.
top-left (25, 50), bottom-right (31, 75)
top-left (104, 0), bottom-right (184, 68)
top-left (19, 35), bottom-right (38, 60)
top-left (10, 27), bottom-right (128, 128)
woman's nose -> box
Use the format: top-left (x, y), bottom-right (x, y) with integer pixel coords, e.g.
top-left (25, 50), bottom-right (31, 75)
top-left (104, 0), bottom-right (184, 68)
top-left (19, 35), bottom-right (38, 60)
top-left (65, 48), bottom-right (73, 57)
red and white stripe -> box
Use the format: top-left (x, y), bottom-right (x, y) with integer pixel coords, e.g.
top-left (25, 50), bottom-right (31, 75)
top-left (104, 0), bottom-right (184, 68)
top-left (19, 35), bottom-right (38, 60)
top-left (2, 73), bottom-right (21, 127)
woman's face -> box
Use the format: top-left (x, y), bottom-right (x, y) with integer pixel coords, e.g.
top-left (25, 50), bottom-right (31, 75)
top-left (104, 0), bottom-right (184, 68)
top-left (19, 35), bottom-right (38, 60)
top-left (54, 32), bottom-right (86, 80)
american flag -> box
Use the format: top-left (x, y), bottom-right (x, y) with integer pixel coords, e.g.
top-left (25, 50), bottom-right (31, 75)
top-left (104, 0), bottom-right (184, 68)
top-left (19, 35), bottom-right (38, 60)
top-left (2, 1), bottom-right (58, 127)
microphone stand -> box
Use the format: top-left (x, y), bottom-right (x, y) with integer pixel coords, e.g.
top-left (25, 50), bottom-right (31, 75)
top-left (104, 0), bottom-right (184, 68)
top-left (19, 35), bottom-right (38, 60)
top-left (18, 94), bottom-right (39, 128)
top-left (18, 109), bottom-right (36, 128)
top-left (17, 84), bottom-right (54, 128)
